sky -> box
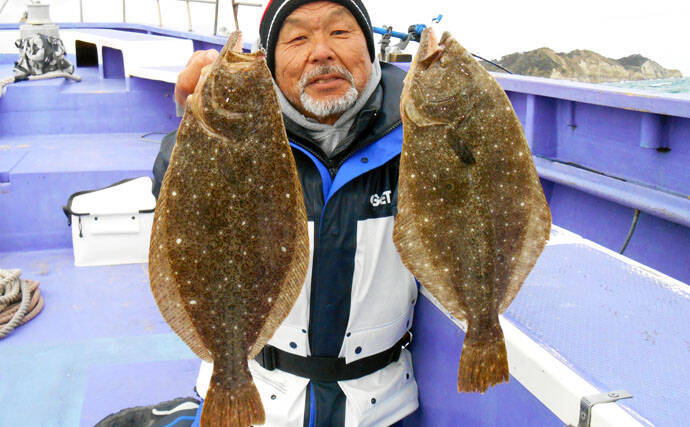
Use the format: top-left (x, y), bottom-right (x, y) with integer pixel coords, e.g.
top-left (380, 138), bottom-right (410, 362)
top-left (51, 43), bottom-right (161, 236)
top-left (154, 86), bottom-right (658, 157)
top-left (2, 0), bottom-right (688, 76)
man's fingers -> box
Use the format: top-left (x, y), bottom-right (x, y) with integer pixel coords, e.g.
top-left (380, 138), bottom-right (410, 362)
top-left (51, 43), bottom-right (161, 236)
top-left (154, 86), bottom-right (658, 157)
top-left (206, 49), bottom-right (220, 61)
top-left (175, 49), bottom-right (219, 108)
top-left (185, 50), bottom-right (204, 66)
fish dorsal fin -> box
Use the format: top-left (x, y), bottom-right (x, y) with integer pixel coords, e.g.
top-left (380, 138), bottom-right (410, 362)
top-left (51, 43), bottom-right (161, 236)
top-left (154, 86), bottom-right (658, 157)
top-left (150, 192), bottom-right (212, 362)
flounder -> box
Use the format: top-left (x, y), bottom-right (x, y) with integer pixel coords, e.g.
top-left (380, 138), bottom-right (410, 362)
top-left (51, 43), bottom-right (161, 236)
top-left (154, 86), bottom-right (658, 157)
top-left (393, 29), bottom-right (551, 393)
top-left (149, 32), bottom-right (309, 425)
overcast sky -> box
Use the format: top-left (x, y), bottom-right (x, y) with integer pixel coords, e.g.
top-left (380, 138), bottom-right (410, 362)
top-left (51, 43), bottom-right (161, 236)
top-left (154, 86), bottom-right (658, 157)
top-left (2, 0), bottom-right (688, 76)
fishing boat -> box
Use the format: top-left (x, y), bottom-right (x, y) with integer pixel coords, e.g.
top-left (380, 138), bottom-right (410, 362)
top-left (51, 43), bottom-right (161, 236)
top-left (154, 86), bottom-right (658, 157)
top-left (1, 2), bottom-right (688, 426)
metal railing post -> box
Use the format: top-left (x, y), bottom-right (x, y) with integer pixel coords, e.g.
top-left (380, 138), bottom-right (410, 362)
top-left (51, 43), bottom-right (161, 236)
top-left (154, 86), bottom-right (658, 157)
top-left (156, 0), bottom-right (162, 27)
top-left (232, 2), bottom-right (262, 32)
top-left (174, 0), bottom-right (262, 35)
top-left (185, 0), bottom-right (192, 31)
top-left (79, 0), bottom-right (84, 22)
top-left (233, 0), bottom-right (239, 31)
top-left (213, 0), bottom-right (219, 35)
top-left (122, 0), bottom-right (126, 23)
top-left (0, 0), bottom-right (9, 16)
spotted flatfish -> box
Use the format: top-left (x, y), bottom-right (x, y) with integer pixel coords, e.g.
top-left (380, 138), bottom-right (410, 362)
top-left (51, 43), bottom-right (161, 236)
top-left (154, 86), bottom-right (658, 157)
top-left (393, 29), bottom-right (551, 393)
top-left (149, 32), bottom-right (309, 425)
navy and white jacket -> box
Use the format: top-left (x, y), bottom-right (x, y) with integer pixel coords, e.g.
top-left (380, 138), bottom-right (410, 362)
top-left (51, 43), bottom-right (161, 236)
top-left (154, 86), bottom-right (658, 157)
top-left (153, 62), bottom-right (418, 426)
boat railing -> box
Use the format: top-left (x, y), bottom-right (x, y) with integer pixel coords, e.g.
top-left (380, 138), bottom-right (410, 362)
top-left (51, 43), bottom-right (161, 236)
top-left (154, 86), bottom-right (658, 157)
top-left (74, 0), bottom-right (262, 35)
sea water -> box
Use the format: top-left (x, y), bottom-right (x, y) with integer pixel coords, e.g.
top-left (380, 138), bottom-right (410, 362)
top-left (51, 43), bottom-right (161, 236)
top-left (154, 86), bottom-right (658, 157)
top-left (605, 77), bottom-right (690, 95)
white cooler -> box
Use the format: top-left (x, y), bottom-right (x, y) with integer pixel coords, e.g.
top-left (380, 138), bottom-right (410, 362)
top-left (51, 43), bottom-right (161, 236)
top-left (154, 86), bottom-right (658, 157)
top-left (62, 177), bottom-right (156, 267)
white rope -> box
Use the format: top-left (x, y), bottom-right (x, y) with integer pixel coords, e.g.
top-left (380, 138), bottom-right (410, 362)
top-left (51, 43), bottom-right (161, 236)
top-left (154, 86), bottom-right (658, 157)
top-left (0, 72), bottom-right (82, 100)
top-left (0, 269), bottom-right (44, 339)
top-left (0, 269), bottom-right (30, 339)
top-left (0, 75), bottom-right (15, 99)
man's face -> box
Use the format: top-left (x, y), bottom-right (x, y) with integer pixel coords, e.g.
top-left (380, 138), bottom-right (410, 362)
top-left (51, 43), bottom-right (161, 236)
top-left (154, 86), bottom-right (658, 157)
top-left (274, 1), bottom-right (372, 123)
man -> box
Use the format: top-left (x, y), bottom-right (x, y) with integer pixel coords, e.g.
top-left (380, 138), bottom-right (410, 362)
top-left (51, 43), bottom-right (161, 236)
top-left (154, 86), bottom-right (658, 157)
top-left (152, 1), bottom-right (418, 425)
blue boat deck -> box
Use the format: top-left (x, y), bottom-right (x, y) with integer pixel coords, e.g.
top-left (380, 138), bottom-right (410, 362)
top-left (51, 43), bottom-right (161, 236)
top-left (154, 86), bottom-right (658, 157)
top-left (2, 226), bottom-right (688, 425)
top-left (0, 249), bottom-right (199, 427)
top-left (1, 24), bottom-right (689, 426)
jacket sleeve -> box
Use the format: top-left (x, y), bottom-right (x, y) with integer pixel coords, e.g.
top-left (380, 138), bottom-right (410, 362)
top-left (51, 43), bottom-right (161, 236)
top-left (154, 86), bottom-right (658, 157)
top-left (152, 130), bottom-right (177, 200)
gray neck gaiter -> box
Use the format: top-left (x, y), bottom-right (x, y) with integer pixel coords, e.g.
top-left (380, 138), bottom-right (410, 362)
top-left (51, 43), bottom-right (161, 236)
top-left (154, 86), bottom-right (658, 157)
top-left (276, 59), bottom-right (382, 158)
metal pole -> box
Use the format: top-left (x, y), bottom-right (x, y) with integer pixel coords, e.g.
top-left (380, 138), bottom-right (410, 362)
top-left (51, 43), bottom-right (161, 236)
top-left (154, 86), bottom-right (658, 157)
top-left (232, 1), bottom-right (262, 32)
top-left (0, 0), bottom-right (10, 16)
top-left (122, 0), bottom-right (126, 23)
top-left (185, 0), bottom-right (192, 31)
top-left (156, 0), bottom-right (162, 27)
top-left (213, 0), bottom-right (219, 35)
top-left (79, 0), bottom-right (83, 22)
top-left (232, 0), bottom-right (239, 32)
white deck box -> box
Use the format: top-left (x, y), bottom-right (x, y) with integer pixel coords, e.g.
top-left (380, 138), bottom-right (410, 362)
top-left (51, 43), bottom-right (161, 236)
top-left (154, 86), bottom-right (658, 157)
top-left (63, 177), bottom-right (156, 267)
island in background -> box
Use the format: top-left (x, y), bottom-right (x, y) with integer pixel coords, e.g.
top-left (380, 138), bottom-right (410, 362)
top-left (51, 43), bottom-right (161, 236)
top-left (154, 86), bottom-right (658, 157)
top-left (481, 48), bottom-right (683, 83)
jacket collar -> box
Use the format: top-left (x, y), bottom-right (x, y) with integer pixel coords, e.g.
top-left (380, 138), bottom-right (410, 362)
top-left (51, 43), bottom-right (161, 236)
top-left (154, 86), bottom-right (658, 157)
top-left (285, 62), bottom-right (406, 174)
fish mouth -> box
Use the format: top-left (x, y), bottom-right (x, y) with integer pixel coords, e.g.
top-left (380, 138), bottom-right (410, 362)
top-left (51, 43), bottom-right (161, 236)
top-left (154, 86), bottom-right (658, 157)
top-left (223, 49), bottom-right (265, 67)
top-left (417, 29), bottom-right (452, 70)
top-left (217, 32), bottom-right (265, 66)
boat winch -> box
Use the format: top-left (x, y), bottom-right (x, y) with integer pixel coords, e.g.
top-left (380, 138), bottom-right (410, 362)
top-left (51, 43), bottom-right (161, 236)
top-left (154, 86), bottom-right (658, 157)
top-left (0, 1), bottom-right (80, 98)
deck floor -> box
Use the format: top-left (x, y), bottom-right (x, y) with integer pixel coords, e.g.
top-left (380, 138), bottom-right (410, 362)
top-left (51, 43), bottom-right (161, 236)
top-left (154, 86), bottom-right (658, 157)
top-left (0, 249), bottom-right (198, 426)
top-left (2, 226), bottom-right (689, 425)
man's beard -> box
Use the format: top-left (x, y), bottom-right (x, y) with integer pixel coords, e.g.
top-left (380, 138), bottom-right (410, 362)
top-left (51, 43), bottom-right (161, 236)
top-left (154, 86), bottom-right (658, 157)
top-left (299, 64), bottom-right (359, 119)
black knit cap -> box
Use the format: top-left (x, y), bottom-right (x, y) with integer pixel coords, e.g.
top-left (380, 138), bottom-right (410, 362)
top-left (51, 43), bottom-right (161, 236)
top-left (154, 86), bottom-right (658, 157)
top-left (259, 0), bottom-right (375, 76)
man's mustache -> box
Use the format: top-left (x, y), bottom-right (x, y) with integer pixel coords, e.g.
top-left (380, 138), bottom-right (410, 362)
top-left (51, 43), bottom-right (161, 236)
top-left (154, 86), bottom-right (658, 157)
top-left (299, 65), bottom-right (355, 92)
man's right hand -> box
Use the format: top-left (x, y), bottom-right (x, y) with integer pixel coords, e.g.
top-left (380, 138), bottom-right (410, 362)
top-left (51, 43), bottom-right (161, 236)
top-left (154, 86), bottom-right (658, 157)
top-left (174, 49), bottom-right (220, 109)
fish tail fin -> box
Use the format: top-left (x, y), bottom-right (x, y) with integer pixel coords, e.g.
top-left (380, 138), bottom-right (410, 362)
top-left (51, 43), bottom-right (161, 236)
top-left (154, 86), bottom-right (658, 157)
top-left (457, 321), bottom-right (510, 393)
top-left (201, 375), bottom-right (265, 427)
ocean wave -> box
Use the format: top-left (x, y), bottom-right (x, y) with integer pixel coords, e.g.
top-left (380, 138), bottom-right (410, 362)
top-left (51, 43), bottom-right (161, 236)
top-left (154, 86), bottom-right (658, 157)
top-left (605, 78), bottom-right (690, 94)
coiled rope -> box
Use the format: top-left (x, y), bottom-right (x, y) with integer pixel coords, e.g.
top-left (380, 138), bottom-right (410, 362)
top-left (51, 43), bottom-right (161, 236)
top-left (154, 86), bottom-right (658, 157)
top-left (0, 269), bottom-right (44, 339)
top-left (0, 72), bottom-right (82, 100)
top-left (0, 75), bottom-right (14, 96)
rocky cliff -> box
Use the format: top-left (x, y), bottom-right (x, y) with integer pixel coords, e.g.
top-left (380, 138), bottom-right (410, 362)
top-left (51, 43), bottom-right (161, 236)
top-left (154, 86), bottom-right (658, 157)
top-left (482, 48), bottom-right (683, 82)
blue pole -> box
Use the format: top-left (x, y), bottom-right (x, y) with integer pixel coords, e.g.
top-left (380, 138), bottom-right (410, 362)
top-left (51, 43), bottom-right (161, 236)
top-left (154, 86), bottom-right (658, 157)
top-left (372, 26), bottom-right (410, 40)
